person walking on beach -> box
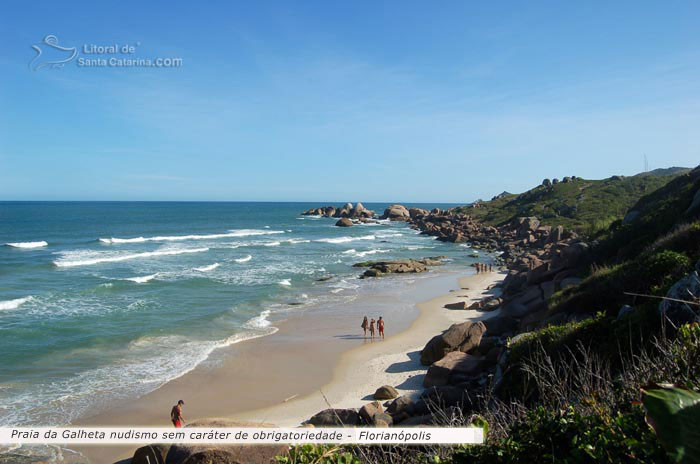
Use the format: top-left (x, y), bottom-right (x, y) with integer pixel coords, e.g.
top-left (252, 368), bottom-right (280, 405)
top-left (377, 317), bottom-right (385, 339)
top-left (171, 400), bottom-right (185, 428)
top-left (369, 318), bottom-right (376, 339)
top-left (361, 316), bottom-right (369, 338)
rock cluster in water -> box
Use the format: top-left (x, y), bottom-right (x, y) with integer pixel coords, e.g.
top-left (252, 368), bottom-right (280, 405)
top-left (352, 257), bottom-right (446, 278)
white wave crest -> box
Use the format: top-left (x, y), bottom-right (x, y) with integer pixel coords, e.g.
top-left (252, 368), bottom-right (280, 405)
top-left (285, 239), bottom-right (311, 244)
top-left (245, 310), bottom-right (272, 329)
top-left (54, 247), bottom-right (209, 267)
top-left (376, 233), bottom-right (403, 239)
top-left (316, 235), bottom-right (376, 244)
top-left (264, 241), bottom-right (281, 247)
top-left (278, 279), bottom-right (292, 286)
top-left (99, 229), bottom-right (284, 244)
top-left (234, 255), bottom-right (252, 263)
top-left (5, 241), bottom-right (48, 249)
top-left (342, 249), bottom-right (357, 254)
top-left (355, 249), bottom-right (390, 258)
top-left (194, 263), bottom-right (220, 272)
top-left (0, 296), bottom-right (33, 311)
top-left (125, 274), bottom-right (159, 283)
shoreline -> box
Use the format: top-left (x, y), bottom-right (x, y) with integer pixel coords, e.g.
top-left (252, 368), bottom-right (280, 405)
top-left (74, 268), bottom-right (504, 463)
top-left (232, 271), bottom-right (504, 426)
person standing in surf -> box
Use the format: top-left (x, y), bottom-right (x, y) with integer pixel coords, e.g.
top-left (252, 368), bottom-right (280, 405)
top-left (369, 318), bottom-right (376, 339)
top-left (377, 317), bottom-right (385, 339)
top-left (361, 316), bottom-right (369, 338)
top-left (171, 400), bottom-right (185, 428)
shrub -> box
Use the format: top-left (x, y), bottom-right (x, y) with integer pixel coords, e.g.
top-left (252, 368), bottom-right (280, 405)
top-left (548, 250), bottom-right (692, 317)
top-left (451, 406), bottom-right (667, 464)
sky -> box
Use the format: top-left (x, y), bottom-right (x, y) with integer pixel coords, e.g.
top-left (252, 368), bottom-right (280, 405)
top-left (0, 1), bottom-right (698, 202)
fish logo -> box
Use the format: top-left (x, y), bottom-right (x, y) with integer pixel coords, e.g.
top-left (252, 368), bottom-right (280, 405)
top-left (29, 35), bottom-right (77, 71)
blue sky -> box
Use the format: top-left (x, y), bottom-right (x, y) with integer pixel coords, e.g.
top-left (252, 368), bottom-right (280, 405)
top-left (1, 1), bottom-right (698, 202)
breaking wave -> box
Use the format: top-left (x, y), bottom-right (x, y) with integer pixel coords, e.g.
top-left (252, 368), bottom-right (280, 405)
top-left (54, 247), bottom-right (209, 267)
top-left (5, 241), bottom-right (48, 249)
top-left (0, 297), bottom-right (33, 311)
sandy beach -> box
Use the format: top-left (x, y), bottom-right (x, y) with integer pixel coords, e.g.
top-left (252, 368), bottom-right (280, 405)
top-left (233, 270), bottom-right (504, 426)
top-left (75, 269), bottom-right (504, 463)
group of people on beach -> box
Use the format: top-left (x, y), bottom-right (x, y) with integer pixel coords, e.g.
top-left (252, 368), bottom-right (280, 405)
top-left (475, 262), bottom-right (493, 273)
top-left (361, 316), bottom-right (384, 339)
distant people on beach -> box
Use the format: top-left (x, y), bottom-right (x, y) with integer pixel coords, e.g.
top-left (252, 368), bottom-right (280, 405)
top-left (171, 400), bottom-right (185, 428)
top-left (361, 316), bottom-right (369, 337)
top-left (369, 318), bottom-right (376, 338)
top-left (378, 316), bottom-right (385, 339)
top-left (475, 262), bottom-right (493, 274)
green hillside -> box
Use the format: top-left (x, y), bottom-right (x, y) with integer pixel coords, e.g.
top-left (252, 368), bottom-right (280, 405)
top-left (457, 173), bottom-right (685, 235)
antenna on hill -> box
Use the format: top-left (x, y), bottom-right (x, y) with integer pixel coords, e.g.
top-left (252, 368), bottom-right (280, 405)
top-left (644, 154), bottom-right (649, 173)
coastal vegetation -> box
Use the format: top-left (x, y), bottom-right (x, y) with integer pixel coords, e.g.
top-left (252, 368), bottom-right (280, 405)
top-left (455, 168), bottom-right (689, 235)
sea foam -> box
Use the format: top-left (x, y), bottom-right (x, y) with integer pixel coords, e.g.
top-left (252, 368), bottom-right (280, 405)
top-left (234, 255), bottom-right (252, 263)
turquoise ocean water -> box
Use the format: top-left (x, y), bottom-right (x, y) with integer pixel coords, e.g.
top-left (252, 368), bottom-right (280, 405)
top-left (0, 202), bottom-right (479, 427)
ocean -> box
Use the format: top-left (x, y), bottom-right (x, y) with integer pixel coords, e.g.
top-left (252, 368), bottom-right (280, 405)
top-left (0, 202), bottom-right (480, 427)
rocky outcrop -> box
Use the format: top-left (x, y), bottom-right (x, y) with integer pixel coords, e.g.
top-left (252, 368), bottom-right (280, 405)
top-left (420, 321), bottom-right (486, 365)
top-left (304, 408), bottom-right (360, 426)
top-left (359, 401), bottom-right (384, 424)
top-left (354, 257), bottom-right (445, 278)
top-left (302, 202), bottom-right (375, 219)
top-left (423, 351), bottom-right (485, 387)
top-left (374, 385), bottom-right (399, 400)
top-left (335, 218), bottom-right (354, 227)
top-left (381, 204), bottom-right (410, 221)
top-left (298, 211), bottom-right (597, 433)
top-left (409, 208), bottom-right (429, 219)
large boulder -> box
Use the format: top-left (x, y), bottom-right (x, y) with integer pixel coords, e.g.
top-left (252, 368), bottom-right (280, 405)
top-left (304, 408), bottom-right (360, 426)
top-left (444, 301), bottom-right (468, 310)
top-left (372, 412), bottom-right (394, 426)
top-left (335, 218), bottom-right (354, 227)
top-left (374, 385), bottom-right (399, 400)
top-left (420, 321), bottom-right (486, 365)
top-left (423, 352), bottom-right (485, 387)
top-left (517, 217), bottom-right (540, 236)
top-left (409, 208), bottom-right (429, 219)
top-left (359, 401), bottom-right (384, 424)
top-left (382, 204), bottom-right (410, 221)
top-left (162, 419), bottom-right (287, 464)
top-left (386, 395), bottom-right (415, 416)
top-left (483, 315), bottom-right (518, 336)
